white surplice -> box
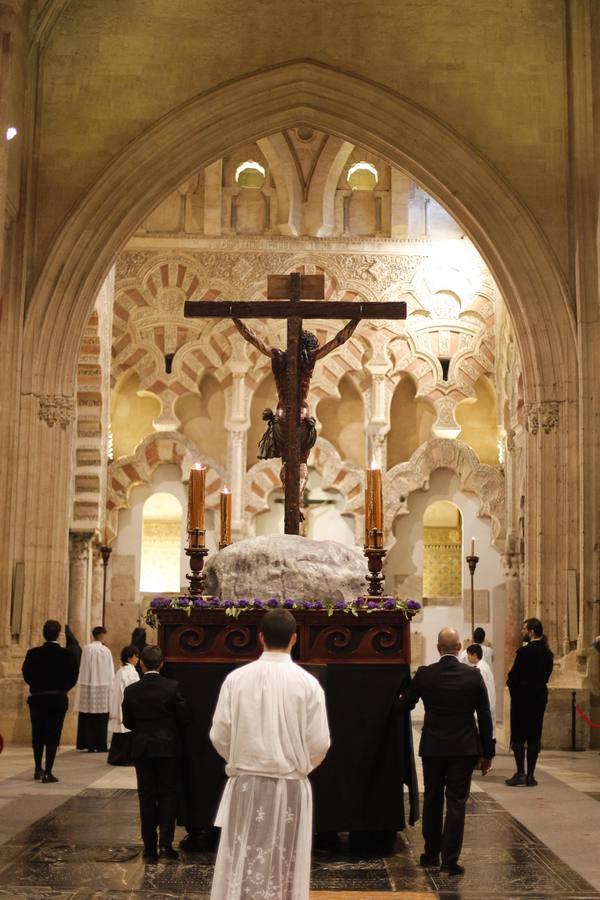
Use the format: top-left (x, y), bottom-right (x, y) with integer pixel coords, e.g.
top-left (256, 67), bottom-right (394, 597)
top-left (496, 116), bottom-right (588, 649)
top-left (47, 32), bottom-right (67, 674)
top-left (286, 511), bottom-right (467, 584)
top-left (76, 641), bottom-right (115, 714)
top-left (209, 650), bottom-right (330, 900)
top-left (475, 658), bottom-right (496, 737)
top-left (108, 662), bottom-right (139, 733)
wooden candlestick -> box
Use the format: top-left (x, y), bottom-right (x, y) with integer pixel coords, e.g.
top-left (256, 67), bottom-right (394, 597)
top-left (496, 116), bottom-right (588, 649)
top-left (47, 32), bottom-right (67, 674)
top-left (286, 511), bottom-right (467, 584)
top-left (186, 529), bottom-right (209, 596)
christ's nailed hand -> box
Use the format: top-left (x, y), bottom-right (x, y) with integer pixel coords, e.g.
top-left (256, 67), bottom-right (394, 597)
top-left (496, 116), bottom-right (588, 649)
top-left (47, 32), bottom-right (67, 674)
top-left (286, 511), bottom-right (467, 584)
top-left (479, 758), bottom-right (492, 776)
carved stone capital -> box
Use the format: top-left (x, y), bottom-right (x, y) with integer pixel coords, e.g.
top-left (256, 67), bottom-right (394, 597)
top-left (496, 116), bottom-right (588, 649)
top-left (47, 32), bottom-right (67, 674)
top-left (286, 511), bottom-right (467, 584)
top-left (70, 532), bottom-right (93, 562)
top-left (501, 551), bottom-right (522, 578)
top-left (38, 394), bottom-right (76, 429)
top-left (525, 401), bottom-right (559, 435)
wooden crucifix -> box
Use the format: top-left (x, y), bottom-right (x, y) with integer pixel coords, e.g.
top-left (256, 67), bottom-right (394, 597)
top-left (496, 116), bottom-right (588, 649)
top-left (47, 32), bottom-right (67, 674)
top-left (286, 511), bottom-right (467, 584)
top-left (184, 273), bottom-right (406, 535)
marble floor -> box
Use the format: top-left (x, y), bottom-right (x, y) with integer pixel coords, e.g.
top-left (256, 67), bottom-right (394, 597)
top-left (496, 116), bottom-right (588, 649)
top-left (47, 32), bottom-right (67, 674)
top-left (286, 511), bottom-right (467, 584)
top-left (0, 737), bottom-right (599, 899)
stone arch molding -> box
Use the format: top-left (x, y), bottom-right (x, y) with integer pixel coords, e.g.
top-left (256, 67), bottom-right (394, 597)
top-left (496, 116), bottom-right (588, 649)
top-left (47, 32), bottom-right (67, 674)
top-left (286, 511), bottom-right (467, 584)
top-left (244, 437), bottom-right (364, 539)
top-left (385, 438), bottom-right (505, 549)
top-left (26, 61), bottom-right (575, 410)
top-left (106, 432), bottom-right (225, 542)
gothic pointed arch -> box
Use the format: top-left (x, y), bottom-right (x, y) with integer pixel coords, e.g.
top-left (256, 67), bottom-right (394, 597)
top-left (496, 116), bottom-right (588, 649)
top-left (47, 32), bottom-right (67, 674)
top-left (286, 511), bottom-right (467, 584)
top-left (25, 60), bottom-right (574, 409)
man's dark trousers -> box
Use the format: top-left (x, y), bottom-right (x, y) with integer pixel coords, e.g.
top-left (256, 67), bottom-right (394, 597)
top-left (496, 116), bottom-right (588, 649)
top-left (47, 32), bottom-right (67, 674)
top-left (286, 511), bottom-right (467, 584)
top-left (421, 755), bottom-right (478, 865)
top-left (123, 672), bottom-right (187, 854)
top-left (396, 654), bottom-right (494, 870)
top-left (28, 693), bottom-right (68, 774)
top-left (134, 757), bottom-right (178, 849)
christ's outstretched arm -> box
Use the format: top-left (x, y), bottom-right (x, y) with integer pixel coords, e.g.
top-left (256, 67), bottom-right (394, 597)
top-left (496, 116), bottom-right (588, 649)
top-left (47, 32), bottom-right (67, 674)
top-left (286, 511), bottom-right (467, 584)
top-left (313, 319), bottom-right (359, 360)
top-left (232, 318), bottom-right (273, 358)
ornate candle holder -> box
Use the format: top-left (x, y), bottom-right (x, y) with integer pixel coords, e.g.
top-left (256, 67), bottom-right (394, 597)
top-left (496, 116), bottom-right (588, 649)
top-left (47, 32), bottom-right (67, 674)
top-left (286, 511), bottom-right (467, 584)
top-left (466, 553), bottom-right (480, 639)
top-left (364, 529), bottom-right (387, 596)
top-left (186, 528), bottom-right (209, 596)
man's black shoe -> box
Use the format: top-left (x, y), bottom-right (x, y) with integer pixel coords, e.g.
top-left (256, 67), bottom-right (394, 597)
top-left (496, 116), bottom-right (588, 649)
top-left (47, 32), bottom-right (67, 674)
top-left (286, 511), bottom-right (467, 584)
top-left (34, 769), bottom-right (43, 780)
top-left (142, 845), bottom-right (158, 863)
top-left (526, 775), bottom-right (538, 786)
top-left (419, 853), bottom-right (440, 867)
top-left (159, 845), bottom-right (179, 861)
top-left (505, 772), bottom-right (527, 786)
top-left (41, 773), bottom-right (58, 783)
top-left (441, 862), bottom-right (465, 876)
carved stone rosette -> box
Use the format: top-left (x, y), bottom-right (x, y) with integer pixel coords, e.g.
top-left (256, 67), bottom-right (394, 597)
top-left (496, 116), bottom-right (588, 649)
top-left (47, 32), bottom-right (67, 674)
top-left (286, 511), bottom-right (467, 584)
top-left (525, 401), bottom-right (559, 435)
top-left (38, 394), bottom-right (76, 429)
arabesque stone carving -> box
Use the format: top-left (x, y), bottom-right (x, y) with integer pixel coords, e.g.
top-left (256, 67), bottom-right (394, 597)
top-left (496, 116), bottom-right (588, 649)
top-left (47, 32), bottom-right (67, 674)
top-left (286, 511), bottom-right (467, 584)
top-left (38, 394), bottom-right (76, 429)
top-left (525, 401), bottom-right (559, 435)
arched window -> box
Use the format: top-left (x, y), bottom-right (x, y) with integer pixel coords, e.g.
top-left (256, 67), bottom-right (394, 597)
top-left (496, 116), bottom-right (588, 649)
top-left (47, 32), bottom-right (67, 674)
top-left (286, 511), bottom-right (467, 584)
top-left (139, 492), bottom-right (182, 593)
top-left (235, 160), bottom-right (266, 189)
top-left (422, 500), bottom-right (462, 600)
top-left (347, 161), bottom-right (378, 191)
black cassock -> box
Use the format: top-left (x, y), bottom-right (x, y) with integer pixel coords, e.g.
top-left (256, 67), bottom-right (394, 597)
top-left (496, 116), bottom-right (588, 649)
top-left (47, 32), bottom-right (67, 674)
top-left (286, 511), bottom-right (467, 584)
top-left (507, 640), bottom-right (554, 744)
top-left (165, 661), bottom-right (419, 841)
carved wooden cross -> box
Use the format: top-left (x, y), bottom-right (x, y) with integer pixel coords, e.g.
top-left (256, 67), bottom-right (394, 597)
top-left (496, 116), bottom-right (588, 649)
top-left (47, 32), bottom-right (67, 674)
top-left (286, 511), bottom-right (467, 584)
top-left (184, 273), bottom-right (407, 535)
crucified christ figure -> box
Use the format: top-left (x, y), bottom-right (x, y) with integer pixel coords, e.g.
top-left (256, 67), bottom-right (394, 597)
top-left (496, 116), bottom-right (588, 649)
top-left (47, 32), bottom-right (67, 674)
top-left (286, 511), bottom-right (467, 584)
top-left (233, 318), bottom-right (359, 497)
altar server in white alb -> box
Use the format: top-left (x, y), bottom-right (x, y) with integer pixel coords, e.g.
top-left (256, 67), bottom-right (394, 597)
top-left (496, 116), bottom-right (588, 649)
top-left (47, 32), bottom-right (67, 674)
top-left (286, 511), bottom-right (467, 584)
top-left (107, 645), bottom-right (140, 764)
top-left (209, 609), bottom-right (330, 900)
top-left (76, 626), bottom-right (115, 752)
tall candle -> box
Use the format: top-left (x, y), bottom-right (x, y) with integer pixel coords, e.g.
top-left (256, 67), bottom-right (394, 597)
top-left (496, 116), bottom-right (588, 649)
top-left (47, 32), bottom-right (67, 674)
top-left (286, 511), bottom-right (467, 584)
top-left (188, 463), bottom-right (206, 540)
top-left (220, 487), bottom-right (232, 546)
top-left (364, 488), bottom-right (371, 546)
top-left (366, 460), bottom-right (383, 547)
top-left (471, 537), bottom-right (475, 557)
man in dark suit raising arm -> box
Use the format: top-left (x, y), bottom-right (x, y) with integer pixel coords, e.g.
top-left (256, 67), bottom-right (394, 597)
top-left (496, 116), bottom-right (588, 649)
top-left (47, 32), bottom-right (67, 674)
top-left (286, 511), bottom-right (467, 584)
top-left (398, 627), bottom-right (494, 876)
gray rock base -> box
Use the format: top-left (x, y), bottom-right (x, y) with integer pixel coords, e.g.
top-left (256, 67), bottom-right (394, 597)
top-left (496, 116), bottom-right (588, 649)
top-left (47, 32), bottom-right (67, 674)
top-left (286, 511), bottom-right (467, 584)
top-left (204, 535), bottom-right (367, 601)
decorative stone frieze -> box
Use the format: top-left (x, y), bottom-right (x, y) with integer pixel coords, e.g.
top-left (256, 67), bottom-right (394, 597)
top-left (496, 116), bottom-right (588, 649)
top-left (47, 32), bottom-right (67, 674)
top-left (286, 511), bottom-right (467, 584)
top-left (37, 394), bottom-right (75, 429)
top-left (525, 401), bottom-right (559, 435)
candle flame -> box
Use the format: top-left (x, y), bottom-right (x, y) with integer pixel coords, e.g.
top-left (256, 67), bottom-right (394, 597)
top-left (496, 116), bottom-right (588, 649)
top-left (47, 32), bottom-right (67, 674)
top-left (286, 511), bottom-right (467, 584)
top-left (222, 486), bottom-right (229, 494)
top-left (369, 458), bottom-right (379, 470)
top-left (194, 462), bottom-right (203, 470)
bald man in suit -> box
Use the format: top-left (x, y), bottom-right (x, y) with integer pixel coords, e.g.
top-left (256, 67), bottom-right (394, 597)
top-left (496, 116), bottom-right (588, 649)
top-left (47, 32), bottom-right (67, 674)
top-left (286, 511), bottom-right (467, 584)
top-left (398, 627), bottom-right (494, 876)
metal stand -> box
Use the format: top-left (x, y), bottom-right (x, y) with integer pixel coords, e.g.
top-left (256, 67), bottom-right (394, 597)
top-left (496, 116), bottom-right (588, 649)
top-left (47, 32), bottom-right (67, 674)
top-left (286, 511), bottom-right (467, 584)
top-left (186, 529), bottom-right (209, 596)
top-left (466, 554), bottom-right (479, 639)
top-left (364, 530), bottom-right (386, 596)
top-left (100, 544), bottom-right (112, 626)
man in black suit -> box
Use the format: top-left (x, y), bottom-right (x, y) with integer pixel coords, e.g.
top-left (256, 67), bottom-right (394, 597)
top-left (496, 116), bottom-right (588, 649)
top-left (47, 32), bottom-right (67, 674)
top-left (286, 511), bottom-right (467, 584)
top-left (122, 644), bottom-right (187, 863)
top-left (398, 627), bottom-right (494, 876)
top-left (22, 620), bottom-right (80, 783)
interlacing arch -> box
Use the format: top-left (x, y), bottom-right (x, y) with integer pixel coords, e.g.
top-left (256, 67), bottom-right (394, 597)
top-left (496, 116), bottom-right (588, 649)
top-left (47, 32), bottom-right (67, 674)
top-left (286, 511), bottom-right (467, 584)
top-left (105, 432), bottom-right (225, 543)
top-left (384, 438), bottom-right (505, 548)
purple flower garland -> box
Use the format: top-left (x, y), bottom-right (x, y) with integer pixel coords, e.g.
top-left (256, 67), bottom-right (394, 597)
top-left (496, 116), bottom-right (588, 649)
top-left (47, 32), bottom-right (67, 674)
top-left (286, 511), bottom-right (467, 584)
top-left (146, 594), bottom-right (421, 627)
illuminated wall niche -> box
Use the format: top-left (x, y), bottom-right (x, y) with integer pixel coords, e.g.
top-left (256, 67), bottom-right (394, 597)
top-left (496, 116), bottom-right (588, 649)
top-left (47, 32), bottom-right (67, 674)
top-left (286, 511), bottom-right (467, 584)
top-left (139, 492), bottom-right (182, 593)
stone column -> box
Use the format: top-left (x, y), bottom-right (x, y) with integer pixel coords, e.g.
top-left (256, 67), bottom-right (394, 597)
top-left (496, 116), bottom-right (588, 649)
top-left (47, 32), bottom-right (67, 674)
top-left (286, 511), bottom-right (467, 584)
top-left (0, 2), bottom-right (25, 656)
top-left (225, 366), bottom-right (252, 537)
top-left (502, 551), bottom-right (523, 676)
top-left (228, 429), bottom-right (248, 536)
top-left (365, 365), bottom-right (391, 469)
top-left (524, 400), bottom-right (577, 654)
top-left (68, 532), bottom-right (93, 643)
top-left (566, 0), bottom-right (600, 649)
top-left (91, 544), bottom-right (104, 629)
